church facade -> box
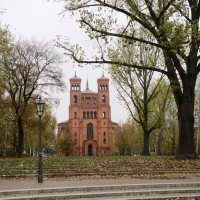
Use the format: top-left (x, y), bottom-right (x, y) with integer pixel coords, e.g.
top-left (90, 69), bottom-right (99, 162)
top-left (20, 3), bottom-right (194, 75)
top-left (57, 73), bottom-right (118, 156)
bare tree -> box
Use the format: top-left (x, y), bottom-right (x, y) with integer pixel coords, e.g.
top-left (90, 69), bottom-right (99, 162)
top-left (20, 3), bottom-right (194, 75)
top-left (0, 38), bottom-right (66, 157)
top-left (109, 39), bottom-right (170, 155)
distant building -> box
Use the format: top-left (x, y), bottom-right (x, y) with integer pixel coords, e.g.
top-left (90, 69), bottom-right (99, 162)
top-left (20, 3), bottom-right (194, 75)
top-left (57, 72), bottom-right (118, 156)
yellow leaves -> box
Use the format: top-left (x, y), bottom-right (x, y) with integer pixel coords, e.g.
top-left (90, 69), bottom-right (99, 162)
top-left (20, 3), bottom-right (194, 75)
top-left (29, 191), bottom-right (35, 195)
top-left (0, 156), bottom-right (200, 180)
top-left (12, 194), bottom-right (20, 196)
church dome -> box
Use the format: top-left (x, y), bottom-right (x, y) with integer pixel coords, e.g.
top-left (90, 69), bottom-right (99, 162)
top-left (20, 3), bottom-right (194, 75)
top-left (82, 89), bottom-right (95, 93)
top-left (70, 72), bottom-right (81, 80)
top-left (82, 77), bottom-right (95, 93)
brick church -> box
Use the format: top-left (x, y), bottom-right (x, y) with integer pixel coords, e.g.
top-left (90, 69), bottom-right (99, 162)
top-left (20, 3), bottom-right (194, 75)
top-left (57, 72), bottom-right (118, 156)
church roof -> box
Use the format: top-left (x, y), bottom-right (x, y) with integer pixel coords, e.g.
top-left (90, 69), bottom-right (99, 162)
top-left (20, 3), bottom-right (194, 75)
top-left (82, 77), bottom-right (95, 93)
top-left (57, 120), bottom-right (68, 125)
top-left (98, 71), bottom-right (109, 80)
top-left (82, 89), bottom-right (95, 93)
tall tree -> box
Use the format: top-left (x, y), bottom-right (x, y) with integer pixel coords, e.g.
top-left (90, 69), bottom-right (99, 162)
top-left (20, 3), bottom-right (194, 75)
top-left (0, 38), bottom-right (66, 157)
top-left (109, 37), bottom-right (170, 155)
top-left (58, 0), bottom-right (200, 158)
top-left (0, 26), bottom-right (16, 157)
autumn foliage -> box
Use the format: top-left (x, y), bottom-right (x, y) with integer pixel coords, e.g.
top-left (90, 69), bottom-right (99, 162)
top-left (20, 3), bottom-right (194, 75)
top-left (0, 156), bottom-right (200, 179)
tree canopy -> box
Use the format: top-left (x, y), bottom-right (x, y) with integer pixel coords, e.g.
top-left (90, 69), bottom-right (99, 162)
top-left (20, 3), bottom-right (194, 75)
top-left (58, 0), bottom-right (200, 158)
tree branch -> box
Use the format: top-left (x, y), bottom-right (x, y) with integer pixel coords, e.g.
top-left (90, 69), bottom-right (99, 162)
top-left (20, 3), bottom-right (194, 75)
top-left (80, 18), bottom-right (168, 50)
top-left (59, 42), bottom-right (169, 76)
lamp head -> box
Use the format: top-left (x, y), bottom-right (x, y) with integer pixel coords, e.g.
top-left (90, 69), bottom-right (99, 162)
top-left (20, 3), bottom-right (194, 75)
top-left (36, 96), bottom-right (45, 116)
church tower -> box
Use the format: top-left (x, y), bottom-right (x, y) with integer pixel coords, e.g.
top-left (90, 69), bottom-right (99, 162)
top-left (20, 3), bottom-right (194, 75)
top-left (57, 72), bottom-right (118, 156)
top-left (69, 72), bottom-right (81, 120)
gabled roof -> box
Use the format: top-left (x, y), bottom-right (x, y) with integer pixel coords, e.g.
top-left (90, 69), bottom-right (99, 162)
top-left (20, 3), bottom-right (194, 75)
top-left (98, 71), bottom-right (109, 80)
top-left (57, 120), bottom-right (68, 125)
top-left (70, 72), bottom-right (81, 80)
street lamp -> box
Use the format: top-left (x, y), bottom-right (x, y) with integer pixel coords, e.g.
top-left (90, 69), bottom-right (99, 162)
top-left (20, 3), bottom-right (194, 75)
top-left (36, 96), bottom-right (45, 183)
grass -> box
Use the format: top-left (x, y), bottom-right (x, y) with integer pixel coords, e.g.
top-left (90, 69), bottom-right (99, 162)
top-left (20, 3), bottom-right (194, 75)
top-left (0, 156), bottom-right (200, 179)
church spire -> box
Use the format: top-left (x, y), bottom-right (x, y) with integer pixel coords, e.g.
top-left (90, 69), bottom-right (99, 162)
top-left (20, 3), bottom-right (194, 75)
top-left (86, 77), bottom-right (89, 90)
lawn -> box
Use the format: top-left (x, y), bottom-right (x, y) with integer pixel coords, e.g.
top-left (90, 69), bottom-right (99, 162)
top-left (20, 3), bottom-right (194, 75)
top-left (0, 156), bottom-right (200, 179)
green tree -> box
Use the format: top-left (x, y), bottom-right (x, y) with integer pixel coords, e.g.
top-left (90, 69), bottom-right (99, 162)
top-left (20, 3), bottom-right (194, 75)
top-left (0, 96), bottom-right (57, 157)
top-left (113, 120), bottom-right (142, 155)
top-left (57, 126), bottom-right (75, 156)
top-left (23, 100), bottom-right (57, 157)
top-left (58, 0), bottom-right (200, 158)
top-left (114, 125), bottom-right (128, 155)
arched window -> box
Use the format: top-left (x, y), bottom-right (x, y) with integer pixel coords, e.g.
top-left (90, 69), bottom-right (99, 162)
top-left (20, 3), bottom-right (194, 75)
top-left (87, 123), bottom-right (93, 139)
top-left (87, 111), bottom-right (90, 119)
top-left (103, 138), bottom-right (106, 144)
top-left (74, 112), bottom-right (77, 118)
top-left (103, 132), bottom-right (106, 137)
top-left (74, 138), bottom-right (77, 144)
top-left (103, 112), bottom-right (106, 118)
top-left (102, 95), bottom-right (106, 104)
top-left (90, 111), bottom-right (93, 119)
top-left (74, 132), bottom-right (77, 137)
top-left (74, 95), bottom-right (77, 103)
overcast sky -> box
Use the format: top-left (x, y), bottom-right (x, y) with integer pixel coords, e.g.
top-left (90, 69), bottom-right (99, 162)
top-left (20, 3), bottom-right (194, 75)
top-left (0, 0), bottom-right (128, 123)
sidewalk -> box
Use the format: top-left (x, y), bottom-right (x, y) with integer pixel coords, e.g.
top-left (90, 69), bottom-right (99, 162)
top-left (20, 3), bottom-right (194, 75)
top-left (1, 175), bottom-right (200, 191)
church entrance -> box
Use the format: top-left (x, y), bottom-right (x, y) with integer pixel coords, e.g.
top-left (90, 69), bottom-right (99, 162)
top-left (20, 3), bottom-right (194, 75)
top-left (88, 145), bottom-right (92, 156)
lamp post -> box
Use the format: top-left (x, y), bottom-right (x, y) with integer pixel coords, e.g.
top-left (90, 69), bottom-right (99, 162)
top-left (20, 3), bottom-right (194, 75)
top-left (36, 96), bottom-right (45, 183)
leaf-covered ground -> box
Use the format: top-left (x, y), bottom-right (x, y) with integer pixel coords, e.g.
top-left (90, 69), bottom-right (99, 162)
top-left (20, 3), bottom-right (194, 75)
top-left (0, 156), bottom-right (200, 179)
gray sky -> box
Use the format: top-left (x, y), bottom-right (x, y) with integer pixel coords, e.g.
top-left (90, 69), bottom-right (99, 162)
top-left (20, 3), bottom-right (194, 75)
top-left (0, 0), bottom-right (127, 123)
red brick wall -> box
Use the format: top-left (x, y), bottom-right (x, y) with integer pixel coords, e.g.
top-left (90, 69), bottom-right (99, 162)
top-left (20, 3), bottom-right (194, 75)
top-left (57, 75), bottom-right (118, 156)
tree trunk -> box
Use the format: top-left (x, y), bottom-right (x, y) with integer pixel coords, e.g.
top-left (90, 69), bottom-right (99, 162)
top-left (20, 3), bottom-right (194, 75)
top-left (142, 131), bottom-right (150, 155)
top-left (164, 49), bottom-right (198, 159)
top-left (176, 93), bottom-right (197, 159)
top-left (17, 117), bottom-right (24, 158)
top-left (142, 79), bottom-right (150, 156)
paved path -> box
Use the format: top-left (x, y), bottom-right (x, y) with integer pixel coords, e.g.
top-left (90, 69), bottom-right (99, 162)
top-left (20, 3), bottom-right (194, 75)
top-left (1, 175), bottom-right (200, 190)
